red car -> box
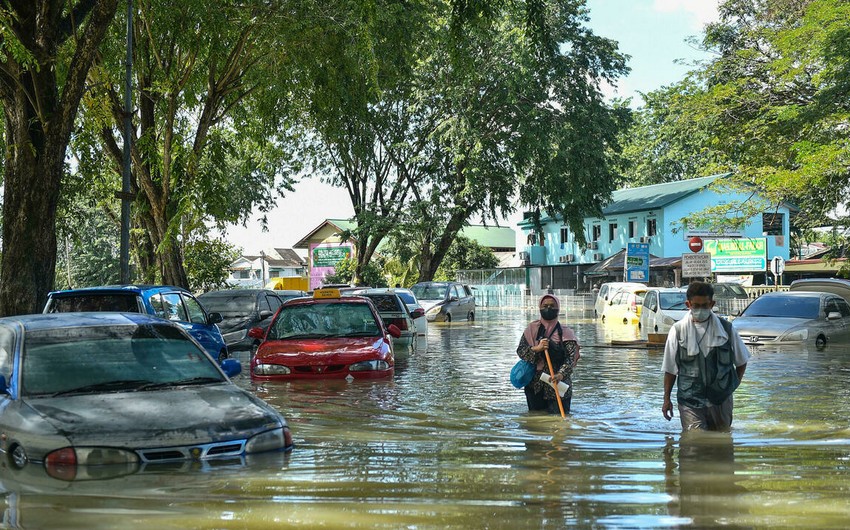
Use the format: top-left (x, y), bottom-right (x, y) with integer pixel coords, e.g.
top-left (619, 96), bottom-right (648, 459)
top-left (249, 289), bottom-right (400, 381)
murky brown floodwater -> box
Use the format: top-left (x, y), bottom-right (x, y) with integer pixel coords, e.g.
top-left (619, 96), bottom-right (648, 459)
top-left (4, 307), bottom-right (850, 528)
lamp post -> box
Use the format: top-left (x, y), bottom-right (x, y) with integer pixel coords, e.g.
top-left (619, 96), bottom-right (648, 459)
top-left (118, 0), bottom-right (134, 283)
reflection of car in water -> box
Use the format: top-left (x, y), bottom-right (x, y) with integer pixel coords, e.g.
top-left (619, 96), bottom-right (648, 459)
top-left (601, 288), bottom-right (647, 324)
top-left (639, 288), bottom-right (687, 333)
top-left (0, 313), bottom-right (292, 483)
top-left (250, 288), bottom-right (399, 380)
top-left (594, 282), bottom-right (646, 319)
top-left (198, 289), bottom-right (283, 354)
top-left (44, 285), bottom-right (229, 361)
top-left (732, 291), bottom-right (850, 349)
top-left (410, 282), bottom-right (475, 322)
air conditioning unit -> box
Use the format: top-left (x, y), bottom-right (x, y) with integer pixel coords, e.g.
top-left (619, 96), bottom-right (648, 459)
top-left (564, 254), bottom-right (575, 263)
top-left (558, 255), bottom-right (567, 263)
top-left (639, 236), bottom-right (651, 244)
top-left (590, 241), bottom-right (599, 250)
top-left (519, 251), bottom-right (529, 260)
top-left (593, 253), bottom-right (604, 261)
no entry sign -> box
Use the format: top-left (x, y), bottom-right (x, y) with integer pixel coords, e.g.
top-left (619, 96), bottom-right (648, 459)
top-left (688, 236), bottom-right (703, 253)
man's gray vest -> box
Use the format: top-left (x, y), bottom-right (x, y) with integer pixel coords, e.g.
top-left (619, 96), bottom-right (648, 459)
top-left (675, 318), bottom-right (740, 408)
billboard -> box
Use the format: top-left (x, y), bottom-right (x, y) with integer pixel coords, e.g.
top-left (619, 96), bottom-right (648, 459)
top-left (704, 238), bottom-right (767, 272)
top-left (309, 243), bottom-right (353, 289)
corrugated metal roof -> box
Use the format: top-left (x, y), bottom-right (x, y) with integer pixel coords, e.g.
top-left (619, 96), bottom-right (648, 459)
top-left (458, 225), bottom-right (516, 250)
top-left (601, 174), bottom-right (729, 215)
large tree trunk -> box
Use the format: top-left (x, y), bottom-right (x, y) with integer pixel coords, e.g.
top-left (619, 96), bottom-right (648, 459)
top-left (417, 210), bottom-right (468, 282)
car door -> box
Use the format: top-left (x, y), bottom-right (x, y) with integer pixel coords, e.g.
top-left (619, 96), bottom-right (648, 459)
top-left (641, 291), bottom-right (657, 330)
top-left (461, 284), bottom-right (475, 317)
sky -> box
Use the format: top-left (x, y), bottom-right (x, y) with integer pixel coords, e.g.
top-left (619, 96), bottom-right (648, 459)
top-left (218, 0), bottom-right (720, 256)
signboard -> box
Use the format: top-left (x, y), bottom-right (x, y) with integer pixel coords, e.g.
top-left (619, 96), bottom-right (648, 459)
top-left (685, 229), bottom-right (743, 239)
top-left (682, 253), bottom-right (712, 278)
top-left (704, 238), bottom-right (767, 272)
top-left (688, 236), bottom-right (703, 253)
top-left (770, 256), bottom-right (785, 276)
top-left (625, 242), bottom-right (650, 282)
top-left (312, 245), bottom-right (352, 267)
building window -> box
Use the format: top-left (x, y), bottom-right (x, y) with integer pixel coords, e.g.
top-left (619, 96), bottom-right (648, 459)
top-left (763, 213), bottom-right (784, 236)
top-left (527, 233), bottom-right (537, 245)
top-left (628, 220), bottom-right (636, 238)
top-left (238, 270), bottom-right (249, 279)
top-left (647, 218), bottom-right (657, 237)
top-left (560, 227), bottom-right (569, 244)
top-left (592, 225), bottom-right (601, 241)
top-left (608, 223), bottom-right (617, 242)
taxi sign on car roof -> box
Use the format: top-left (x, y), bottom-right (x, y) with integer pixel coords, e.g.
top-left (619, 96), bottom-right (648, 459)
top-left (313, 288), bottom-right (341, 299)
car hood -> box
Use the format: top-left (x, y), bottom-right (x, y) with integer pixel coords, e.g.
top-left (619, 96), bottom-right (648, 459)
top-left (419, 300), bottom-right (443, 311)
top-left (658, 309), bottom-right (689, 321)
top-left (26, 384), bottom-right (284, 448)
top-left (731, 317), bottom-right (812, 336)
top-left (257, 337), bottom-right (389, 364)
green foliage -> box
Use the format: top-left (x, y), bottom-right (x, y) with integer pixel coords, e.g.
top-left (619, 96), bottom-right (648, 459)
top-left (55, 206), bottom-right (122, 289)
top-left (323, 257), bottom-right (388, 288)
top-left (184, 237), bottom-right (240, 293)
top-left (434, 236), bottom-right (499, 281)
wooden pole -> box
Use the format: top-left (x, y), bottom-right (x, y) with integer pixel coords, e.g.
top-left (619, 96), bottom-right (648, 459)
top-left (544, 348), bottom-right (566, 418)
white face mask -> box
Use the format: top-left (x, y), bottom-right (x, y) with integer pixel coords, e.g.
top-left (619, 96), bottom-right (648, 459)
top-left (691, 308), bottom-right (712, 322)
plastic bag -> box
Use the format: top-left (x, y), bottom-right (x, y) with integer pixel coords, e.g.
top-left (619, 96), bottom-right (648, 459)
top-left (510, 359), bottom-right (535, 388)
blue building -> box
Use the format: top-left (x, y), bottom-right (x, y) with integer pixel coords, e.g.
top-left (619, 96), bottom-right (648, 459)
top-left (517, 174), bottom-right (794, 290)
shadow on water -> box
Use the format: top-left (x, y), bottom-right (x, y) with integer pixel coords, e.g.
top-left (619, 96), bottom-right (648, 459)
top-left (5, 308), bottom-right (850, 527)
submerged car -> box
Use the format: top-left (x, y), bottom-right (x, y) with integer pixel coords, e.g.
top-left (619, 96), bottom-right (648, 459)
top-left (639, 287), bottom-right (687, 333)
top-left (594, 282), bottom-right (647, 318)
top-left (198, 289), bottom-right (283, 354)
top-left (44, 285), bottom-right (229, 361)
top-left (250, 288), bottom-right (400, 380)
top-left (392, 287), bottom-right (428, 337)
top-left (410, 281), bottom-right (475, 322)
top-left (0, 313), bottom-right (293, 481)
top-left (601, 287), bottom-right (646, 324)
top-left (352, 288), bottom-right (418, 354)
top-left (731, 291), bottom-right (850, 349)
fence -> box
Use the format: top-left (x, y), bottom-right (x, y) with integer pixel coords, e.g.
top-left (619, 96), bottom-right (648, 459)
top-left (457, 268), bottom-right (526, 286)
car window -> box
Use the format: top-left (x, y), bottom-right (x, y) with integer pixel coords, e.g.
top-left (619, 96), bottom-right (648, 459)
top-left (412, 284), bottom-right (448, 300)
top-left (267, 294), bottom-right (282, 312)
top-left (46, 293), bottom-right (141, 313)
top-left (610, 292), bottom-right (626, 305)
top-left (183, 295), bottom-right (207, 324)
top-left (395, 291), bottom-right (416, 305)
top-left (268, 302), bottom-right (380, 339)
top-left (199, 293), bottom-right (255, 315)
top-left (836, 299), bottom-right (850, 317)
top-left (600, 285), bottom-right (609, 299)
top-left (659, 292), bottom-right (687, 310)
top-left (824, 299), bottom-right (841, 316)
top-left (21, 323), bottom-right (223, 397)
top-left (741, 296), bottom-right (820, 319)
top-left (156, 293), bottom-right (188, 322)
top-left (0, 324), bottom-right (14, 379)
top-left (364, 294), bottom-right (403, 313)
top-left (451, 285), bottom-right (461, 299)
top-left (463, 285), bottom-right (472, 296)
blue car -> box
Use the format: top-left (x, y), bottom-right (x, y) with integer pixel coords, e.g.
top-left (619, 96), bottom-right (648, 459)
top-left (0, 313), bottom-right (292, 480)
top-left (43, 285), bottom-right (229, 361)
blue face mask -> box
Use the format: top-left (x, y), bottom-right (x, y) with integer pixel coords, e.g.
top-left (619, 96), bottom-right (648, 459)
top-left (691, 308), bottom-right (711, 322)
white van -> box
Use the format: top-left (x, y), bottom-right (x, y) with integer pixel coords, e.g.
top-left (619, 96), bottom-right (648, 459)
top-left (594, 282), bottom-right (647, 318)
top-left (639, 287), bottom-right (688, 333)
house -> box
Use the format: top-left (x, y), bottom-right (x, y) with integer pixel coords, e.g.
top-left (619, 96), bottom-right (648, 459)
top-left (293, 219), bottom-right (516, 289)
top-left (517, 174), bottom-right (795, 290)
top-left (227, 248), bottom-right (306, 288)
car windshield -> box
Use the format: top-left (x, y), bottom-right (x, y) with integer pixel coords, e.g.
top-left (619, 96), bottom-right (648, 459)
top-left (394, 291), bottom-right (416, 305)
top-left (716, 284), bottom-right (747, 297)
top-left (412, 284), bottom-right (447, 300)
top-left (22, 324), bottom-right (224, 397)
top-left (268, 302), bottom-right (381, 339)
top-left (47, 293), bottom-right (140, 313)
top-left (199, 293), bottom-right (254, 314)
top-left (363, 294), bottom-right (403, 313)
top-left (659, 292), bottom-right (687, 310)
top-left (741, 296), bottom-right (820, 319)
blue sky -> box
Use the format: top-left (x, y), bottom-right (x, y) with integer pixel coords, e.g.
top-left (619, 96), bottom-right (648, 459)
top-left (222, 0), bottom-right (720, 254)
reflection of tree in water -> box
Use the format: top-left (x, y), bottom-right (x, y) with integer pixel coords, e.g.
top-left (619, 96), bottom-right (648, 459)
top-left (664, 433), bottom-right (749, 527)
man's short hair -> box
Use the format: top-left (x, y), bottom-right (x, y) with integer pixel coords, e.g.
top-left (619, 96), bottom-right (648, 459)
top-left (686, 281), bottom-right (714, 300)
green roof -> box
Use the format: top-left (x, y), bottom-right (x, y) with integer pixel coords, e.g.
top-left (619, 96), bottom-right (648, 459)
top-left (602, 174), bottom-right (729, 215)
top-left (459, 225), bottom-right (516, 249)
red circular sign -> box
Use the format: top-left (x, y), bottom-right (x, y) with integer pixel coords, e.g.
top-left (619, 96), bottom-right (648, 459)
top-left (688, 236), bottom-right (703, 253)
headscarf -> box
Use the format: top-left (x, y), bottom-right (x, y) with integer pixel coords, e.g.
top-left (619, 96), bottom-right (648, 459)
top-left (522, 294), bottom-right (578, 346)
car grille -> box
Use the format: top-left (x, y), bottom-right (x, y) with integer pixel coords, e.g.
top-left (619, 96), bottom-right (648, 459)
top-left (743, 335), bottom-right (777, 344)
top-left (137, 439), bottom-right (247, 463)
top-left (292, 364), bottom-right (346, 374)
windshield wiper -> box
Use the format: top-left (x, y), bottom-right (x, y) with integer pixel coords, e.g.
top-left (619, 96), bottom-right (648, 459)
top-left (50, 379), bottom-right (154, 396)
top-left (137, 377), bottom-right (223, 390)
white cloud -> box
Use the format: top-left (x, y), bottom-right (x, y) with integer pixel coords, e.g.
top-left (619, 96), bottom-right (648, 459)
top-left (653, 0), bottom-right (720, 28)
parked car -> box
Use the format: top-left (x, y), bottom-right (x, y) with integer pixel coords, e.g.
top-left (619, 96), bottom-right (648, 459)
top-left (198, 289), bottom-right (283, 354)
top-left (44, 285), bottom-right (229, 361)
top-left (731, 291), bottom-right (850, 349)
top-left (639, 287), bottom-right (688, 333)
top-left (0, 312), bottom-right (292, 480)
top-left (250, 288), bottom-right (400, 380)
top-left (352, 288), bottom-right (418, 354)
top-left (410, 281), bottom-right (475, 322)
top-left (274, 290), bottom-right (308, 302)
top-left (600, 285), bottom-right (647, 324)
top-left (594, 282), bottom-right (647, 318)
top-left (711, 282), bottom-right (751, 317)
top-left (392, 288), bottom-right (428, 337)
top-left (789, 278), bottom-right (850, 304)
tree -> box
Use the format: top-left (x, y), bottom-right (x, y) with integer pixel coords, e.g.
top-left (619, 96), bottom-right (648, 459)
top-left (184, 236), bottom-right (239, 293)
top-left (434, 236), bottom-right (498, 281)
top-left (0, 0), bottom-right (119, 315)
top-left (323, 256), bottom-right (387, 288)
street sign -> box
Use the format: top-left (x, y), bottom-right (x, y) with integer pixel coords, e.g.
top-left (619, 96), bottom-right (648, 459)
top-left (688, 236), bottom-right (703, 253)
top-left (704, 238), bottom-right (767, 272)
top-left (625, 242), bottom-right (650, 281)
top-left (770, 256), bottom-right (786, 276)
top-left (682, 253), bottom-right (712, 278)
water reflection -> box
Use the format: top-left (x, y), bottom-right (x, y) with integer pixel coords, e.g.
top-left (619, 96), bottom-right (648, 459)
top-left (4, 308), bottom-right (850, 527)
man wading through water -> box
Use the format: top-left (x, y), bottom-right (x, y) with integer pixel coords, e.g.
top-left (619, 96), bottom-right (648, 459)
top-left (661, 281), bottom-right (751, 432)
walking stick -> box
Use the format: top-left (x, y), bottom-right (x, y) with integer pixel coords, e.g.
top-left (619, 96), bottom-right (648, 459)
top-left (544, 348), bottom-right (566, 419)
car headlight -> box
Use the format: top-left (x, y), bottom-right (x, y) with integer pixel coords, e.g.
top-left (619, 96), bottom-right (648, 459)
top-left (426, 306), bottom-right (441, 315)
top-left (245, 427), bottom-right (293, 453)
top-left (663, 315), bottom-right (675, 325)
top-left (349, 360), bottom-right (390, 371)
top-left (44, 447), bottom-right (140, 481)
top-left (780, 329), bottom-right (808, 341)
top-left (253, 364), bottom-right (291, 375)
top-left (222, 329), bottom-right (247, 342)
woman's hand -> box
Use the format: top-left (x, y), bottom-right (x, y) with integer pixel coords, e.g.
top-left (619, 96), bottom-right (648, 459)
top-left (531, 338), bottom-right (549, 352)
top-left (551, 373), bottom-right (564, 383)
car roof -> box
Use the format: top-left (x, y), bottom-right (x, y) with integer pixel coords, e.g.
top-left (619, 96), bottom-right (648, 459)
top-left (646, 287), bottom-right (686, 292)
top-left (789, 278), bottom-right (850, 304)
top-left (0, 312), bottom-right (173, 330)
top-left (200, 289), bottom-right (269, 297)
top-left (48, 284), bottom-right (188, 296)
top-left (282, 295), bottom-right (372, 306)
top-left (759, 291), bottom-right (830, 298)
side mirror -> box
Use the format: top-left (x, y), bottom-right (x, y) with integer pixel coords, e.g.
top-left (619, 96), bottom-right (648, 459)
top-left (410, 308), bottom-right (425, 319)
top-left (827, 311), bottom-right (842, 321)
top-left (247, 327), bottom-right (265, 340)
top-left (0, 374), bottom-right (7, 395)
top-left (220, 358), bottom-right (242, 378)
top-left (387, 324), bottom-right (402, 339)
top-left (449, 296), bottom-right (459, 302)
top-left (208, 312), bottom-right (223, 325)
top-left (259, 310), bottom-right (273, 319)
top-left (712, 306), bottom-right (720, 313)
top-left (732, 310), bottom-right (740, 317)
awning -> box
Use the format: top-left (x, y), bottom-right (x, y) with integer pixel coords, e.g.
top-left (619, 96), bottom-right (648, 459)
top-left (583, 249), bottom-right (681, 275)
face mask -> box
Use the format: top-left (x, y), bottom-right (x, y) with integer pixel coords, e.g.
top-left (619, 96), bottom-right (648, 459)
top-left (691, 308), bottom-right (711, 322)
top-left (540, 307), bottom-right (558, 321)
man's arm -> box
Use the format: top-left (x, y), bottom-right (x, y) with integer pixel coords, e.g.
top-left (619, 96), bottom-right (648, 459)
top-left (662, 372), bottom-right (676, 421)
top-left (736, 363), bottom-right (747, 382)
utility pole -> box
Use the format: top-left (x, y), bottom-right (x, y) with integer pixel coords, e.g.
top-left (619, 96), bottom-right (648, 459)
top-left (118, 0), bottom-right (134, 283)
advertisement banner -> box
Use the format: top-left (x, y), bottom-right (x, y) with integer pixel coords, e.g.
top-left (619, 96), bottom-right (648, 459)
top-left (309, 243), bottom-right (353, 290)
top-left (704, 238), bottom-right (767, 272)
top-left (625, 242), bottom-right (650, 282)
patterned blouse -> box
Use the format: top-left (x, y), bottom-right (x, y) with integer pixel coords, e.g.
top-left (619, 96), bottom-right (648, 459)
top-left (516, 333), bottom-right (578, 400)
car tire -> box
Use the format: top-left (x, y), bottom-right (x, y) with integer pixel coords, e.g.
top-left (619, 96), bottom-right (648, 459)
top-left (467, 311), bottom-right (474, 321)
top-left (816, 334), bottom-right (827, 350)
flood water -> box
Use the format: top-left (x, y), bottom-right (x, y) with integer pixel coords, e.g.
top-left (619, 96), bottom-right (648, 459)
top-left (4, 307), bottom-right (850, 528)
